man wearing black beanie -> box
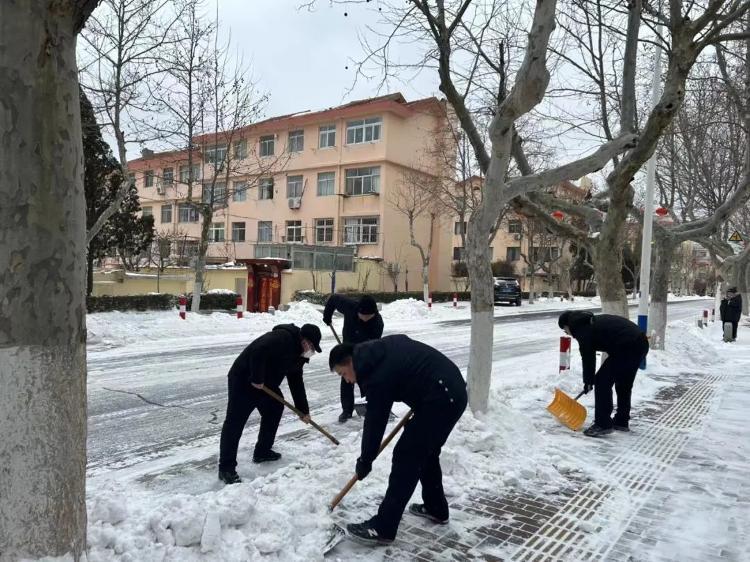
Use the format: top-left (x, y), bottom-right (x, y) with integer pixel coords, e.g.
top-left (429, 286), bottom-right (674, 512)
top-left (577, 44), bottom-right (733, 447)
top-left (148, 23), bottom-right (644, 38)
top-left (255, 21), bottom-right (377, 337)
top-left (323, 294), bottom-right (384, 422)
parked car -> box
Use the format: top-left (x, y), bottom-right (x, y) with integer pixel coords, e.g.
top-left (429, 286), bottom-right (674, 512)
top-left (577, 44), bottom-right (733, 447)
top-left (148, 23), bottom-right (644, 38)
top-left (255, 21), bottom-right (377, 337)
top-left (494, 277), bottom-right (522, 306)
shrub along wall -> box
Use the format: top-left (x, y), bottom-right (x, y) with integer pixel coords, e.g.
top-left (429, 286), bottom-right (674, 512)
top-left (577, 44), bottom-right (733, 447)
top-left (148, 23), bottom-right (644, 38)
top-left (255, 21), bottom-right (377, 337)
top-left (87, 292), bottom-right (239, 313)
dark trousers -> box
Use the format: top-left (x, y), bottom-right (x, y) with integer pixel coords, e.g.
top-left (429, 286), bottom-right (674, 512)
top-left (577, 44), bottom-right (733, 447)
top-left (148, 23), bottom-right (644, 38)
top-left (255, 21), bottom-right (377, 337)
top-left (731, 321), bottom-right (739, 340)
top-left (218, 375), bottom-right (284, 472)
top-left (595, 337), bottom-right (649, 428)
top-left (340, 378), bottom-right (364, 415)
top-left (371, 394), bottom-right (467, 539)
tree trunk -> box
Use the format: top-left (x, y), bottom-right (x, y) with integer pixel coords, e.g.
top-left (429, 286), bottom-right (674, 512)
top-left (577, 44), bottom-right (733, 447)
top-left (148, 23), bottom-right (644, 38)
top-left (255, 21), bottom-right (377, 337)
top-left (650, 236), bottom-right (676, 350)
top-left (465, 225), bottom-right (494, 414)
top-left (0, 2), bottom-right (88, 559)
top-left (192, 207), bottom-right (211, 312)
top-left (593, 237), bottom-right (629, 316)
top-left (528, 272), bottom-right (536, 304)
top-left (422, 263), bottom-right (429, 304)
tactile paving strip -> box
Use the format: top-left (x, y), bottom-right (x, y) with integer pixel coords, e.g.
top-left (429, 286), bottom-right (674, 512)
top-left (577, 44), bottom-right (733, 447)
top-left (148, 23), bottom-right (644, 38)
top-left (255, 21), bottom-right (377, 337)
top-left (511, 373), bottom-right (727, 562)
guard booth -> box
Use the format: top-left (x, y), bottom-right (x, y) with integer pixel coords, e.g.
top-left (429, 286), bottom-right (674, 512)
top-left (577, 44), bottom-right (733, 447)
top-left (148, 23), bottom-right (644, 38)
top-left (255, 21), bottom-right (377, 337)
top-left (237, 259), bottom-right (290, 313)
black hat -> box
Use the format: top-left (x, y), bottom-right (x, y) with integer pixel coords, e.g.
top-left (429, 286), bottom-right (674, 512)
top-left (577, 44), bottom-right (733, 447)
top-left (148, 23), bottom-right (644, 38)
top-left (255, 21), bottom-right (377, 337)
top-left (558, 311), bottom-right (572, 330)
top-left (728, 287), bottom-right (738, 293)
top-left (358, 295), bottom-right (378, 315)
top-left (300, 324), bottom-right (322, 352)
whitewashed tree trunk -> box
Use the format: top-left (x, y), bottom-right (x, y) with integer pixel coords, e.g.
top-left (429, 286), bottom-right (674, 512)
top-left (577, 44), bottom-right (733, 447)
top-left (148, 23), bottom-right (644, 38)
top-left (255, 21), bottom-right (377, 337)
top-left (528, 274), bottom-right (536, 304)
top-left (191, 207), bottom-right (212, 312)
top-left (0, 1), bottom-right (91, 558)
top-left (422, 263), bottom-right (429, 304)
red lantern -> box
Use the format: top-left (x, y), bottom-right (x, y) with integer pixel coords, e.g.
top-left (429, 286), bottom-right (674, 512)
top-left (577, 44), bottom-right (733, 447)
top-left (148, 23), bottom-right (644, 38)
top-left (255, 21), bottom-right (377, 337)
top-left (551, 210), bottom-right (565, 221)
top-left (655, 207), bottom-right (669, 217)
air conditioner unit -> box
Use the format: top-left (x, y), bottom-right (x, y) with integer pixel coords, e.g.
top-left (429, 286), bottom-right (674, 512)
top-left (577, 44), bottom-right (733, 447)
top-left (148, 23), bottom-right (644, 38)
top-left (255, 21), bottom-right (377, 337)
top-left (156, 181), bottom-right (165, 195)
top-left (513, 233), bottom-right (522, 240)
top-left (288, 197), bottom-right (302, 209)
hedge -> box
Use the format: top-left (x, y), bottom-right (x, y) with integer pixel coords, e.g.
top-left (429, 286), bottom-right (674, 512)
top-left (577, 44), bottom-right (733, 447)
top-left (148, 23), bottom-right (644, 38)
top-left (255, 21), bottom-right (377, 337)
top-left (295, 289), bottom-right (589, 304)
top-left (87, 294), bottom-right (176, 313)
top-left (87, 291), bottom-right (239, 313)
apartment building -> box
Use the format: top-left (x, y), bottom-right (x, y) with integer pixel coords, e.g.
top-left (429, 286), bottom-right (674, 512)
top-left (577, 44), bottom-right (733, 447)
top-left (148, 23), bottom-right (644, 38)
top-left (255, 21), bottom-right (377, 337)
top-left (127, 93), bottom-right (455, 301)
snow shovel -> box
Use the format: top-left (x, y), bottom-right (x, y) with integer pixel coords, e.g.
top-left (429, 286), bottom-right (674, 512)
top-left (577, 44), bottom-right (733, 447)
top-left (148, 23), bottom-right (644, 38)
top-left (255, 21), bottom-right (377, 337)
top-left (547, 388), bottom-right (587, 431)
top-left (329, 324), bottom-right (342, 345)
top-left (261, 386), bottom-right (339, 445)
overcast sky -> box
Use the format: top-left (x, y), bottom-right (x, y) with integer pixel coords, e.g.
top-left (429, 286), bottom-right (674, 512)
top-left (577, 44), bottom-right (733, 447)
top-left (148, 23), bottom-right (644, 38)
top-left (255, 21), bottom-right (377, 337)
top-left (217, 0), bottom-right (440, 118)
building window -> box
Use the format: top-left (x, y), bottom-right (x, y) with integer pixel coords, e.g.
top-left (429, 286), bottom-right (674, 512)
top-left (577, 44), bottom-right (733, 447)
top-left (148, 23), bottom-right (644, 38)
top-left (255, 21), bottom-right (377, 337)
top-left (162, 167), bottom-right (174, 186)
top-left (344, 217), bottom-right (379, 244)
top-left (161, 204), bottom-right (172, 223)
top-left (346, 117), bottom-right (382, 144)
top-left (204, 144), bottom-right (227, 166)
top-left (506, 246), bottom-right (521, 262)
top-left (142, 206), bottom-right (153, 217)
top-left (453, 247), bottom-right (465, 261)
top-left (319, 124), bottom-right (336, 148)
top-left (258, 221), bottom-right (273, 242)
top-left (259, 135), bottom-right (275, 157)
top-left (454, 221), bottom-right (467, 235)
top-left (345, 167), bottom-right (380, 196)
top-left (288, 130), bottom-right (304, 153)
top-left (508, 220), bottom-right (522, 234)
top-left (144, 170), bottom-right (154, 187)
top-left (287, 175), bottom-right (304, 198)
top-left (286, 220), bottom-right (303, 243)
top-left (316, 218), bottom-right (334, 243)
top-left (259, 177), bottom-right (274, 200)
top-left (233, 181), bottom-right (247, 202)
top-left (179, 164), bottom-right (200, 183)
top-left (178, 203), bottom-right (200, 223)
top-left (234, 139), bottom-right (247, 160)
top-left (317, 172), bottom-right (335, 196)
top-left (232, 222), bottom-right (246, 242)
top-left (203, 182), bottom-right (227, 207)
top-left (209, 222), bottom-right (225, 242)
top-left (128, 173), bottom-right (136, 185)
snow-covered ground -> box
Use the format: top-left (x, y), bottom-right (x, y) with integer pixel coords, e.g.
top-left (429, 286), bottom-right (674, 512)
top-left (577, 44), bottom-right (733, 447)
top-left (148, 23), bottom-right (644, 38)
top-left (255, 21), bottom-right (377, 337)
top-left (82, 296), bottom-right (739, 561)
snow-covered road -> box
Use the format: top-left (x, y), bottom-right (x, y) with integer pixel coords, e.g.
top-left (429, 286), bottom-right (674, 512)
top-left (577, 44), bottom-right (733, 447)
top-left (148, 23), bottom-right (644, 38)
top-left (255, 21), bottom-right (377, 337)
top-left (86, 299), bottom-right (709, 480)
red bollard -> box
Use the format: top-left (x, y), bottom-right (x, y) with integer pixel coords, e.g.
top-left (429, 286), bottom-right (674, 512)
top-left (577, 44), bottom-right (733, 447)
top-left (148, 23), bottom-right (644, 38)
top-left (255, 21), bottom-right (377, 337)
top-left (236, 295), bottom-right (244, 319)
top-left (428, 294), bottom-right (433, 310)
top-left (453, 293), bottom-right (457, 308)
top-left (559, 336), bottom-right (571, 372)
top-left (703, 309), bottom-right (709, 327)
top-left (179, 295), bottom-right (187, 320)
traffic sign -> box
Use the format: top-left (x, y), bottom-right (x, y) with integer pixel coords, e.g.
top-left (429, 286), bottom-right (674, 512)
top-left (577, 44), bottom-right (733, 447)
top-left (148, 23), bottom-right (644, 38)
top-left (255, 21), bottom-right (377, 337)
top-left (728, 231), bottom-right (744, 242)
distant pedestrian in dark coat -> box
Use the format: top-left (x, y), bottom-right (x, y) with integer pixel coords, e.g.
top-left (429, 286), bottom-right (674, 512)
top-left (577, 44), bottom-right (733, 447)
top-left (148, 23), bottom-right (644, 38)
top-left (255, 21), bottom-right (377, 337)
top-left (218, 323), bottom-right (322, 484)
top-left (323, 294), bottom-right (384, 422)
top-left (558, 311), bottom-right (649, 437)
top-left (720, 287), bottom-right (742, 341)
top-left (328, 335), bottom-right (467, 545)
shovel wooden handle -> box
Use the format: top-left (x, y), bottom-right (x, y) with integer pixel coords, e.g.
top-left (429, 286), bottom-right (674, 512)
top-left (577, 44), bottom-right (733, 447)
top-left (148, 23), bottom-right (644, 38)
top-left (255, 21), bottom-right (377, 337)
top-left (261, 386), bottom-right (339, 446)
top-left (329, 324), bottom-right (342, 344)
top-left (329, 409), bottom-right (414, 511)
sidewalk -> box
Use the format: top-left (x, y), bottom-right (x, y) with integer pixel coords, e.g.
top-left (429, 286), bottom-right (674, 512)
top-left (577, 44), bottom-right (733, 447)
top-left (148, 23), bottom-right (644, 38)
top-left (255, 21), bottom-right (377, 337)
top-left (331, 344), bottom-right (748, 561)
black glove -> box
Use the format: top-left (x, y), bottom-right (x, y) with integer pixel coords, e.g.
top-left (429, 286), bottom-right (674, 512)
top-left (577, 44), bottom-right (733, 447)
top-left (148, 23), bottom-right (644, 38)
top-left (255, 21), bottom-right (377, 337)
top-left (583, 372), bottom-right (595, 386)
top-left (355, 457), bottom-right (372, 481)
top-left (582, 384), bottom-right (594, 395)
top-left (323, 317), bottom-right (332, 326)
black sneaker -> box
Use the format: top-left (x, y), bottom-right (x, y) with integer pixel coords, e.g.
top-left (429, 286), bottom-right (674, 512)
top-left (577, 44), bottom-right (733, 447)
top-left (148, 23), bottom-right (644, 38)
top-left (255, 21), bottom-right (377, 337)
top-left (253, 449), bottom-right (282, 463)
top-left (338, 412), bottom-right (353, 423)
top-left (583, 423), bottom-right (614, 437)
top-left (218, 470), bottom-right (242, 484)
top-left (346, 522), bottom-right (393, 546)
top-left (612, 417), bottom-right (630, 432)
top-left (409, 503), bottom-right (448, 525)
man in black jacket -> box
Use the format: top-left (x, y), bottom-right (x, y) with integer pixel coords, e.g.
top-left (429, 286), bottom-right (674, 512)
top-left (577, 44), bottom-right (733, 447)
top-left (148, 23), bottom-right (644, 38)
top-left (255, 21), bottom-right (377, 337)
top-left (218, 323), bottom-right (322, 484)
top-left (558, 311), bottom-right (649, 437)
top-left (328, 335), bottom-right (467, 545)
top-left (323, 294), bottom-right (384, 422)
top-left (720, 287), bottom-right (742, 342)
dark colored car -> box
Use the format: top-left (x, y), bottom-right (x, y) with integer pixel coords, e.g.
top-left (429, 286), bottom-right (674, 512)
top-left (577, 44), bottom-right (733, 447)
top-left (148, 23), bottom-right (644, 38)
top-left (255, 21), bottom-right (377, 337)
top-left (494, 277), bottom-right (522, 306)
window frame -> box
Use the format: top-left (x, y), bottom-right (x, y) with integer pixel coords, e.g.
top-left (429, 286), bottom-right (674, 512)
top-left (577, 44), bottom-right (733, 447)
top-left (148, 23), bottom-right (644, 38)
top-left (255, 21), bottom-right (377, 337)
top-left (259, 135), bottom-right (275, 157)
top-left (286, 175), bottom-right (304, 198)
top-left (231, 221), bottom-right (246, 242)
top-left (344, 216), bottom-right (379, 245)
top-left (144, 170), bottom-right (154, 187)
top-left (209, 222), bottom-right (225, 243)
top-left (160, 204), bottom-right (172, 224)
top-left (346, 116), bottom-right (382, 145)
top-left (178, 203), bottom-right (200, 223)
top-left (204, 144), bottom-right (228, 166)
top-left (345, 166), bottom-right (380, 196)
top-left (232, 180), bottom-right (247, 202)
top-left (257, 221), bottom-right (273, 242)
top-left (259, 177), bottom-right (274, 200)
top-left (319, 124), bottom-right (336, 148)
top-left (315, 218), bottom-right (335, 244)
top-left (288, 129), bottom-right (304, 153)
top-left (508, 220), bottom-right (522, 234)
top-left (286, 220), bottom-right (303, 243)
top-left (141, 206), bottom-right (153, 217)
top-left (317, 171), bottom-right (335, 196)
top-left (162, 167), bottom-right (174, 186)
top-left (233, 139), bottom-right (247, 160)
top-left (506, 246), bottom-right (521, 262)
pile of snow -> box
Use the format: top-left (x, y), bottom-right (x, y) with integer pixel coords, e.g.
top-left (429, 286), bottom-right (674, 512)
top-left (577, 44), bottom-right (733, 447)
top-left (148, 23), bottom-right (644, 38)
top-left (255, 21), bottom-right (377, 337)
top-left (205, 288), bottom-right (237, 295)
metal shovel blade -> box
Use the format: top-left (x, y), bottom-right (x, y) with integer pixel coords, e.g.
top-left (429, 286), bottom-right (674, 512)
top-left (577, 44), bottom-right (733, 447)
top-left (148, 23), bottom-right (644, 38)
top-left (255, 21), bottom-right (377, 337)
top-left (323, 523), bottom-right (347, 556)
top-left (547, 388), bottom-right (587, 431)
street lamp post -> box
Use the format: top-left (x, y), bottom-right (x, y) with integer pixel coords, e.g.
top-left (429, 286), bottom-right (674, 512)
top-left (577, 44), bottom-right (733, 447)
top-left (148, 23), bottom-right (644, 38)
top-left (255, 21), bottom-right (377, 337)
top-left (637, 34), bottom-right (664, 368)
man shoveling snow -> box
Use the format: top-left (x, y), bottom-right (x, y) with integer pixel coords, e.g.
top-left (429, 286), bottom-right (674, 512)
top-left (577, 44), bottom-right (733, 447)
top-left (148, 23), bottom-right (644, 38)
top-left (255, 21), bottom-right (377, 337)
top-left (328, 335), bottom-right (467, 546)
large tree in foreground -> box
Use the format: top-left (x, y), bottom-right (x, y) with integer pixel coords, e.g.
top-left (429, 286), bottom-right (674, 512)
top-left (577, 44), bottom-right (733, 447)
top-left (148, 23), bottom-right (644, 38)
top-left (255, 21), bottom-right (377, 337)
top-left (0, 1), bottom-right (100, 559)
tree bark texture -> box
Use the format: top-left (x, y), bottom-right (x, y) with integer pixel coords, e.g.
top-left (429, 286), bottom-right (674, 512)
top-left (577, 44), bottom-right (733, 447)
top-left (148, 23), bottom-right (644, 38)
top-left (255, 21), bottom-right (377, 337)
top-left (651, 235), bottom-right (677, 350)
top-left (0, 1), bottom-right (89, 559)
top-left (191, 208), bottom-right (212, 312)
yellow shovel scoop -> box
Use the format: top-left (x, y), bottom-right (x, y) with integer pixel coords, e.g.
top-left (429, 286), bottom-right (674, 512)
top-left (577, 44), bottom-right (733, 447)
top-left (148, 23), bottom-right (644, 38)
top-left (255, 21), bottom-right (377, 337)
top-left (547, 388), bottom-right (587, 431)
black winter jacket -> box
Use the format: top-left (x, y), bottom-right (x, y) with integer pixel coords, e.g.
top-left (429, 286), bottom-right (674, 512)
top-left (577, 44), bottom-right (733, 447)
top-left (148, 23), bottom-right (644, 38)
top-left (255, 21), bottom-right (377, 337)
top-left (721, 294), bottom-right (742, 323)
top-left (352, 335), bottom-right (466, 465)
top-left (227, 324), bottom-right (310, 414)
top-left (323, 294), bottom-right (384, 344)
top-left (565, 312), bottom-right (645, 384)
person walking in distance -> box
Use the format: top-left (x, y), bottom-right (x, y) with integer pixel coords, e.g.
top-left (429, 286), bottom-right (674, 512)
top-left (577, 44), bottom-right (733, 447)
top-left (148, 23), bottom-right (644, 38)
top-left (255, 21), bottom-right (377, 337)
top-left (558, 311), bottom-right (649, 437)
top-left (328, 335), bottom-right (467, 545)
top-left (720, 287), bottom-right (742, 342)
top-left (323, 294), bottom-right (383, 422)
top-left (218, 323), bottom-right (322, 484)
